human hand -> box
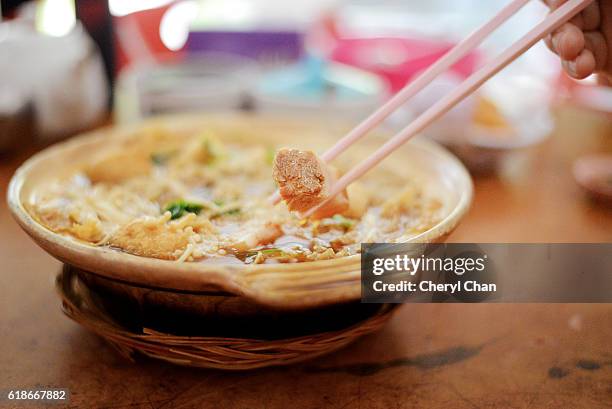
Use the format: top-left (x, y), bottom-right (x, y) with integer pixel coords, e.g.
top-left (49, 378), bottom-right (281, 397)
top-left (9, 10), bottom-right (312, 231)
top-left (543, 0), bottom-right (611, 80)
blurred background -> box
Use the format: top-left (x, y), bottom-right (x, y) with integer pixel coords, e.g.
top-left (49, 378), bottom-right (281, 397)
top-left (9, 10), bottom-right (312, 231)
top-left (0, 0), bottom-right (611, 201)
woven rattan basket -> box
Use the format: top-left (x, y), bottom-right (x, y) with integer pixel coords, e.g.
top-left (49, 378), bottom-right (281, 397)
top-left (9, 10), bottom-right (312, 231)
top-left (57, 267), bottom-right (397, 370)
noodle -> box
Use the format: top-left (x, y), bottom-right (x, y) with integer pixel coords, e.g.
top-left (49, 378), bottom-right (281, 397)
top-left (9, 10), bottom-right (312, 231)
top-left (28, 127), bottom-right (443, 264)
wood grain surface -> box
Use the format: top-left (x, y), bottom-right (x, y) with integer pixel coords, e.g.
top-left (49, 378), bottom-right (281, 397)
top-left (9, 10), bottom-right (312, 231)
top-left (1, 107), bottom-right (611, 408)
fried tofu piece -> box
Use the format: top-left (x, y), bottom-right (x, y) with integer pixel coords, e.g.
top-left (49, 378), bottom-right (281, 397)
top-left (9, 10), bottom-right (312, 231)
top-left (344, 182), bottom-right (369, 219)
top-left (85, 151), bottom-right (152, 184)
top-left (229, 222), bottom-right (283, 251)
top-left (273, 148), bottom-right (349, 219)
top-left (109, 216), bottom-right (192, 260)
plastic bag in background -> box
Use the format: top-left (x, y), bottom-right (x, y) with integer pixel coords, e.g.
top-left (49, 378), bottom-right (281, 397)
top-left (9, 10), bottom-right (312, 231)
top-left (0, 17), bottom-right (108, 150)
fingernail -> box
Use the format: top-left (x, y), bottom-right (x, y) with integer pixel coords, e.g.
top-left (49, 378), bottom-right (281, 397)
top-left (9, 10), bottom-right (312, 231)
top-left (552, 35), bottom-right (560, 52)
top-left (567, 60), bottom-right (577, 76)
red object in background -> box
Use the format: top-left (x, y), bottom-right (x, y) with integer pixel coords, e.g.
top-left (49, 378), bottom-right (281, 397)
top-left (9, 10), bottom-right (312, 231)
top-left (114, 4), bottom-right (184, 72)
top-left (330, 37), bottom-right (481, 93)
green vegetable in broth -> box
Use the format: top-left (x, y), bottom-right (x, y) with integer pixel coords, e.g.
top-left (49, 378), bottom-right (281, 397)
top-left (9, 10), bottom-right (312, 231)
top-left (165, 200), bottom-right (204, 220)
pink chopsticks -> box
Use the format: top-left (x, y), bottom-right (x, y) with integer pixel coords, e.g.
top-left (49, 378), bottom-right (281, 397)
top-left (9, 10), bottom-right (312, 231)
top-left (272, 0), bottom-right (594, 217)
top-left (269, 0), bottom-right (531, 205)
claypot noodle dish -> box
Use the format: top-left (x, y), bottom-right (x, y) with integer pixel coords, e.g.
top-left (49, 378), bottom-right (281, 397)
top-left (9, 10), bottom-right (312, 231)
top-left (28, 125), bottom-right (444, 265)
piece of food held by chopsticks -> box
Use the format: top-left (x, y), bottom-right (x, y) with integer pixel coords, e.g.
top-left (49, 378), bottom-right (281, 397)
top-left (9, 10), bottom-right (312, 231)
top-left (272, 148), bottom-right (349, 219)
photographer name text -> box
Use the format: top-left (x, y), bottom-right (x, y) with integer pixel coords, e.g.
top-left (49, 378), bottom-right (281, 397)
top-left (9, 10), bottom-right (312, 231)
top-left (372, 280), bottom-right (496, 293)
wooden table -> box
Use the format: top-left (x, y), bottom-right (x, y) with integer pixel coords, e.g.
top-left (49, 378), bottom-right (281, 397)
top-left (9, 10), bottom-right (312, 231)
top-left (1, 107), bottom-right (611, 408)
